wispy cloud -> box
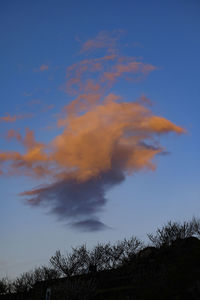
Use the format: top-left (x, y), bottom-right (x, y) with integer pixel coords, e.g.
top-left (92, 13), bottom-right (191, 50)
top-left (138, 94), bottom-right (153, 106)
top-left (81, 30), bottom-right (121, 53)
top-left (0, 114), bottom-right (17, 122)
top-left (0, 113), bottom-right (32, 123)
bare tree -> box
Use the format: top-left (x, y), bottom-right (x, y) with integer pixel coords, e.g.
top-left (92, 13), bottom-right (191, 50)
top-left (13, 271), bottom-right (35, 293)
top-left (33, 265), bottom-right (61, 282)
top-left (0, 278), bottom-right (7, 295)
top-left (50, 250), bottom-right (82, 277)
top-left (11, 265), bottom-right (60, 294)
top-left (50, 236), bottom-right (143, 276)
top-left (147, 217), bottom-right (200, 247)
top-left (109, 237), bottom-right (143, 268)
top-left (0, 277), bottom-right (13, 294)
top-left (190, 217), bottom-right (200, 237)
top-left (70, 245), bottom-right (90, 274)
top-left (88, 242), bottom-right (111, 271)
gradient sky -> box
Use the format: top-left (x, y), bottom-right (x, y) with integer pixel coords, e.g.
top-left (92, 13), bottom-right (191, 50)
top-left (0, 0), bottom-right (200, 278)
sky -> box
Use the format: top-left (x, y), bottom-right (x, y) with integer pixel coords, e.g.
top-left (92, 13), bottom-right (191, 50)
top-left (0, 0), bottom-right (200, 278)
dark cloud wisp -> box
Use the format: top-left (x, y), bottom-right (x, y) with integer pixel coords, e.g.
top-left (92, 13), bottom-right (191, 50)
top-left (21, 169), bottom-right (125, 231)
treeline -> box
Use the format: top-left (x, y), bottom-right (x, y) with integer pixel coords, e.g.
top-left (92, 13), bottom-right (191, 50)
top-left (1, 217), bottom-right (200, 295)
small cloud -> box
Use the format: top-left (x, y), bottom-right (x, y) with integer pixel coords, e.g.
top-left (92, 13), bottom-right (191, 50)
top-left (81, 30), bottom-right (121, 54)
top-left (40, 64), bottom-right (49, 71)
top-left (0, 113), bottom-right (33, 123)
top-left (34, 64), bottom-right (49, 72)
top-left (0, 114), bottom-right (17, 122)
top-left (70, 219), bottom-right (109, 232)
top-left (6, 129), bottom-right (22, 142)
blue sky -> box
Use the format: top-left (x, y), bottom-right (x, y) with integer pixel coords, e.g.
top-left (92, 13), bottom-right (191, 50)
top-left (0, 0), bottom-right (200, 278)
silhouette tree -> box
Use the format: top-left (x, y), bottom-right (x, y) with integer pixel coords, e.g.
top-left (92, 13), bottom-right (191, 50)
top-left (49, 236), bottom-right (143, 276)
top-left (50, 249), bottom-right (83, 277)
top-left (147, 217), bottom-right (200, 247)
top-left (13, 271), bottom-right (35, 293)
top-left (0, 277), bottom-right (13, 295)
top-left (11, 266), bottom-right (60, 293)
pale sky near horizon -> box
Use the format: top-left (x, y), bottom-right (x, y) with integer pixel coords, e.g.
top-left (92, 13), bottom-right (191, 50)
top-left (0, 0), bottom-right (200, 278)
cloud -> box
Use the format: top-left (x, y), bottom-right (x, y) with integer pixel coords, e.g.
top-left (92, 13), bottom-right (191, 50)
top-left (81, 30), bottom-right (121, 53)
top-left (40, 64), bottom-right (49, 71)
top-left (20, 169), bottom-right (124, 231)
top-left (1, 128), bottom-right (47, 177)
top-left (101, 61), bottom-right (157, 84)
top-left (0, 99), bottom-right (184, 230)
top-left (7, 129), bottom-right (22, 142)
top-left (65, 54), bottom-right (117, 95)
top-left (70, 219), bottom-right (108, 232)
top-left (0, 113), bottom-right (32, 123)
top-left (138, 94), bottom-right (153, 106)
top-left (34, 64), bottom-right (49, 72)
top-left (0, 33), bottom-right (185, 231)
top-left (0, 114), bottom-right (17, 122)
top-left (64, 52), bottom-right (156, 97)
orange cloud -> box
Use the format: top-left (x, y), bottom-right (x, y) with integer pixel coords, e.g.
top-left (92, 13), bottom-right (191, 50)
top-left (65, 55), bottom-right (116, 95)
top-left (0, 33), bottom-right (186, 231)
top-left (1, 128), bottom-right (48, 177)
top-left (0, 114), bottom-right (17, 122)
top-left (4, 95), bottom-right (184, 231)
top-left (0, 113), bottom-right (32, 123)
top-left (65, 54), bottom-right (156, 97)
top-left (52, 100), bottom-right (184, 181)
top-left (102, 61), bottom-right (157, 84)
top-left (81, 31), bottom-right (120, 53)
top-left (7, 129), bottom-right (22, 142)
top-left (0, 99), bottom-right (184, 180)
